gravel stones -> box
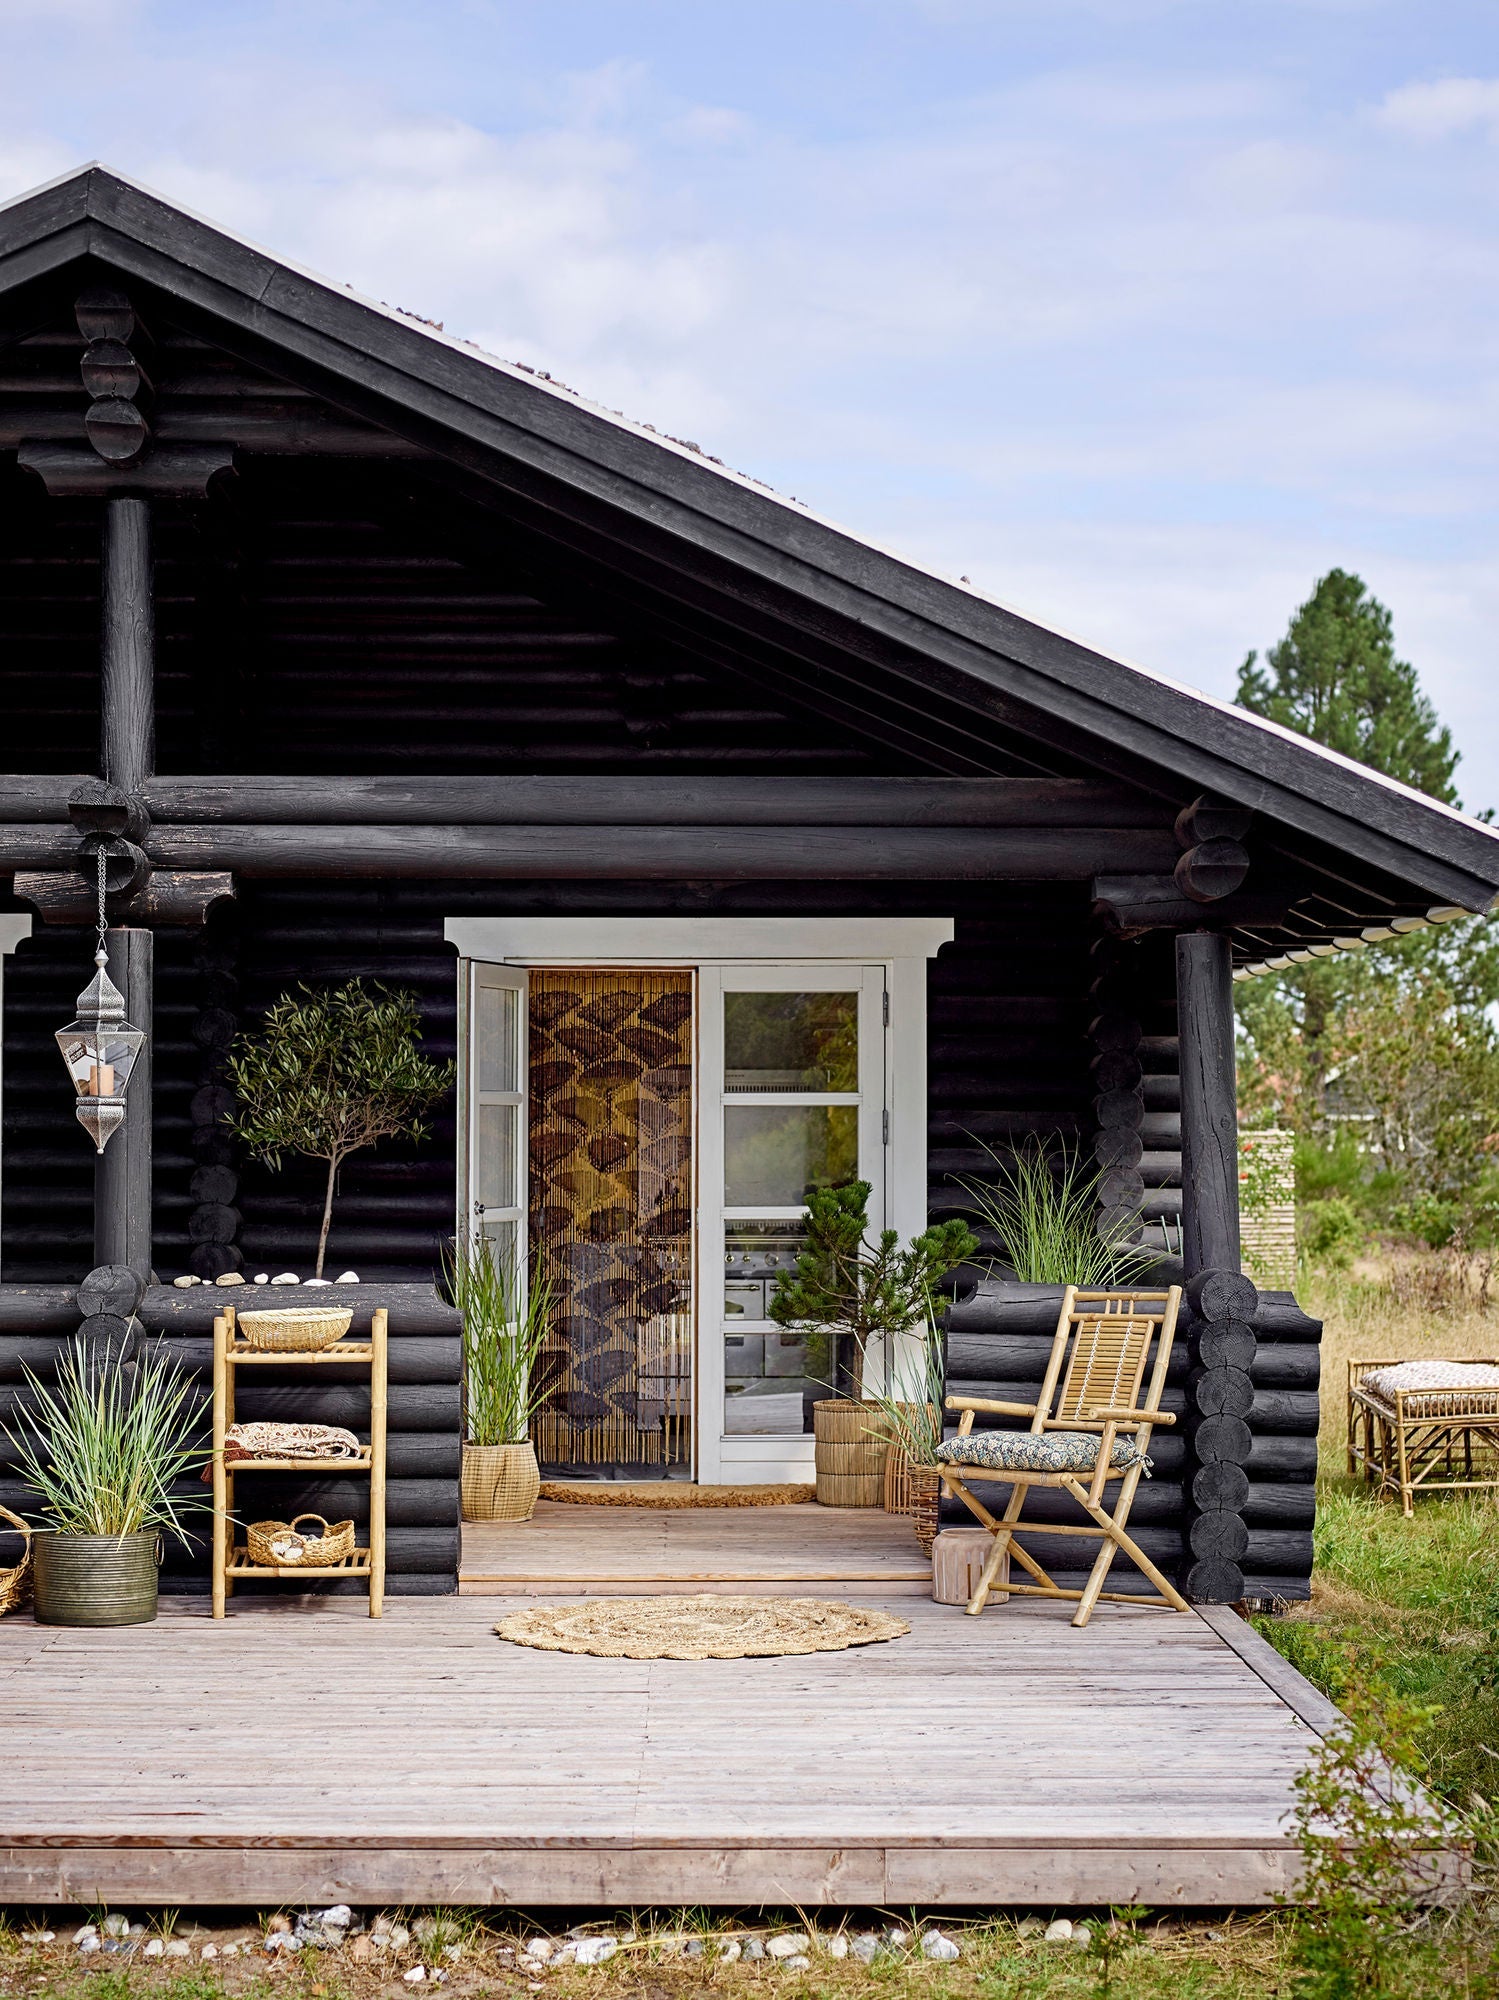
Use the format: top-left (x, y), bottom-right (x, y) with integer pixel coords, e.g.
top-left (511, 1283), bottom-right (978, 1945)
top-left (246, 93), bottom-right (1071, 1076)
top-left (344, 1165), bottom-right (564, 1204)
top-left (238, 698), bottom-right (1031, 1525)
top-left (923, 1932), bottom-right (961, 1962)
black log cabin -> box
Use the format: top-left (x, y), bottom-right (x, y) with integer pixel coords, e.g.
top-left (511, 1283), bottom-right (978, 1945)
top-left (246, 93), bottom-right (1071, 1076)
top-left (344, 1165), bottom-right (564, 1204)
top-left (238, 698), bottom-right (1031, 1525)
top-left (2, 165), bottom-right (1497, 1605)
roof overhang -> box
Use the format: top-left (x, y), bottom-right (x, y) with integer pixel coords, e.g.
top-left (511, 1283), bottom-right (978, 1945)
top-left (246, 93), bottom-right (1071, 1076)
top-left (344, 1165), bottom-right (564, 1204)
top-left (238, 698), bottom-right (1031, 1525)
top-left (2, 164), bottom-right (1498, 919)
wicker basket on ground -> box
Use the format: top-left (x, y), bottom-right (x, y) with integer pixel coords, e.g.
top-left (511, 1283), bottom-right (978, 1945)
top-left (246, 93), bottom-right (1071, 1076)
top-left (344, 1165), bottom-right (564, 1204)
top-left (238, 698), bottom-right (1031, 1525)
top-left (812, 1399), bottom-right (892, 1507)
top-left (0, 1505), bottom-right (32, 1616)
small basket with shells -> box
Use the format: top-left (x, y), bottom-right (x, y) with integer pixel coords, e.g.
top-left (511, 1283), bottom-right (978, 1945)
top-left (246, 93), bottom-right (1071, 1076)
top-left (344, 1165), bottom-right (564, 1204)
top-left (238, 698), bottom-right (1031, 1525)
top-left (236, 1307), bottom-right (352, 1353)
top-left (246, 1514), bottom-right (356, 1568)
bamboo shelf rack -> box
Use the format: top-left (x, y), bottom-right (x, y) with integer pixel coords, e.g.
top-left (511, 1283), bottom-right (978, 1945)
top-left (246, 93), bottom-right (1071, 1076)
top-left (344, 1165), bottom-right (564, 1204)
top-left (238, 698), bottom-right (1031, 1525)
top-left (211, 1305), bottom-right (387, 1618)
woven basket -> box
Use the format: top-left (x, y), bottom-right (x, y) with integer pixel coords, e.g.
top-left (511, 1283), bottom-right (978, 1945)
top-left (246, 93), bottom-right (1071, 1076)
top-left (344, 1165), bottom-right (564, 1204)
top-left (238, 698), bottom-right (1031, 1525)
top-left (813, 1400), bottom-right (891, 1507)
top-left (882, 1408), bottom-right (940, 1515)
top-left (909, 1465), bottom-right (942, 1556)
top-left (462, 1441), bottom-right (542, 1522)
top-left (246, 1513), bottom-right (355, 1567)
top-left (0, 1505), bottom-right (32, 1617)
top-left (237, 1307), bottom-right (352, 1352)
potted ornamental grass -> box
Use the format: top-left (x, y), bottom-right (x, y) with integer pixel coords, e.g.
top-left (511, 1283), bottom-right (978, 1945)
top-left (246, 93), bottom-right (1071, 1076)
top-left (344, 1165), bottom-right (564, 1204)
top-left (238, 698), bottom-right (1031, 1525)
top-left (955, 1136), bottom-right (1153, 1284)
top-left (8, 1336), bottom-right (205, 1626)
top-left (448, 1235), bottom-right (557, 1522)
top-left (859, 1309), bottom-right (947, 1553)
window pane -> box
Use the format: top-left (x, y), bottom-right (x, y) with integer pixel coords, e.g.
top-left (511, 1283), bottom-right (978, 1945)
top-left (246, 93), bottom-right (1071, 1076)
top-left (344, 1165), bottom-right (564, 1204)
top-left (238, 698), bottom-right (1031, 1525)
top-left (723, 991), bottom-right (858, 1093)
top-left (477, 983), bottom-right (520, 1094)
top-left (723, 1221), bottom-right (821, 1433)
top-left (477, 1102), bottom-right (518, 1209)
top-left (724, 1104), bottom-right (858, 1207)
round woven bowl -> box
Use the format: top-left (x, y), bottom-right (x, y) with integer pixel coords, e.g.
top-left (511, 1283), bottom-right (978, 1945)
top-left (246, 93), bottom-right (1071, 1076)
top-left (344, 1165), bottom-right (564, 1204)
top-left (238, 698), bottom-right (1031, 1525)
top-left (237, 1307), bottom-right (352, 1352)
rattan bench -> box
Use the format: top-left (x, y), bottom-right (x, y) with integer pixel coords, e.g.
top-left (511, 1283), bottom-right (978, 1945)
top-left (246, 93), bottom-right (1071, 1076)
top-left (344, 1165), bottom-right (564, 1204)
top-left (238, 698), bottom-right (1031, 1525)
top-left (1348, 1357), bottom-right (1499, 1516)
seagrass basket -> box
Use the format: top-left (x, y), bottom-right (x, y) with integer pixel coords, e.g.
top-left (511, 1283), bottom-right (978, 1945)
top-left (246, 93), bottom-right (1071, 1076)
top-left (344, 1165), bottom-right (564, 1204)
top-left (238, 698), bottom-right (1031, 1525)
top-left (812, 1400), bottom-right (891, 1507)
top-left (908, 1465), bottom-right (942, 1556)
top-left (0, 1505), bottom-right (32, 1617)
top-left (247, 1513), bottom-right (355, 1567)
top-left (462, 1441), bottom-right (542, 1522)
top-left (237, 1307), bottom-right (352, 1352)
top-left (882, 1406), bottom-right (940, 1514)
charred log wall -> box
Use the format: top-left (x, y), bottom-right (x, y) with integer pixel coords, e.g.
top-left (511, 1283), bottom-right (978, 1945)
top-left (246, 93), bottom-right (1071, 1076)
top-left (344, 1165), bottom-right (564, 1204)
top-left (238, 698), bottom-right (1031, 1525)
top-left (0, 1284), bottom-right (461, 1595)
top-left (940, 1279), bottom-right (1318, 1600)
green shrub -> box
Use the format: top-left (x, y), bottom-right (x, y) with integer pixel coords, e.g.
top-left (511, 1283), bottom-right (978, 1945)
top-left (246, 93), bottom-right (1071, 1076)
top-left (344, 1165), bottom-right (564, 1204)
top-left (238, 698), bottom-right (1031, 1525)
top-left (1300, 1196), bottom-right (1366, 1270)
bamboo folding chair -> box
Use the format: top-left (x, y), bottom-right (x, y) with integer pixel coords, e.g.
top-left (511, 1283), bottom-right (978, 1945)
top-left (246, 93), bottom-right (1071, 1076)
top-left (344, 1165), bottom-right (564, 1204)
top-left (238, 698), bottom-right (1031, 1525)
top-left (936, 1284), bottom-right (1187, 1627)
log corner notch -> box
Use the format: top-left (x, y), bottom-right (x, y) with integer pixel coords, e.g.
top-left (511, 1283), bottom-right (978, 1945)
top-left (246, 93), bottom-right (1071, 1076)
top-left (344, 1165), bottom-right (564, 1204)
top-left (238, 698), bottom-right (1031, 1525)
top-left (1092, 794), bottom-right (1258, 934)
top-left (16, 287), bottom-right (234, 500)
top-left (1176, 930), bottom-right (1259, 1604)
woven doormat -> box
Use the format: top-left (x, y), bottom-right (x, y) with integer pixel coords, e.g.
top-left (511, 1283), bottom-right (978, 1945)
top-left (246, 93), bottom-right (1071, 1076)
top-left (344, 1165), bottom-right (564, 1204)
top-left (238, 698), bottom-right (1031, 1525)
top-left (539, 1481), bottom-right (815, 1509)
top-left (495, 1594), bottom-right (909, 1660)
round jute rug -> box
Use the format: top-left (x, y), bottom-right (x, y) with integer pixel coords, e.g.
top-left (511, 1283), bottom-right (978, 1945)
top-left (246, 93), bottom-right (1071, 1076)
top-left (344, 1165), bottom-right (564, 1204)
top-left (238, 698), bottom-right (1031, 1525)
top-left (494, 1593), bottom-right (910, 1660)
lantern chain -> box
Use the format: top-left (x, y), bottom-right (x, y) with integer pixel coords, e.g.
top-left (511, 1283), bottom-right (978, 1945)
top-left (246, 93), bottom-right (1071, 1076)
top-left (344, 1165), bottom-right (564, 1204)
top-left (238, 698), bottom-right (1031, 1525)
top-left (95, 843), bottom-right (109, 971)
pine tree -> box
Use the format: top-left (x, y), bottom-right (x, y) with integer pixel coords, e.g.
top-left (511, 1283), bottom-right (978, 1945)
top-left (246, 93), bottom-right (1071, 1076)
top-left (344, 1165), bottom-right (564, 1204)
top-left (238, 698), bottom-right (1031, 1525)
top-left (1236, 568), bottom-right (1460, 805)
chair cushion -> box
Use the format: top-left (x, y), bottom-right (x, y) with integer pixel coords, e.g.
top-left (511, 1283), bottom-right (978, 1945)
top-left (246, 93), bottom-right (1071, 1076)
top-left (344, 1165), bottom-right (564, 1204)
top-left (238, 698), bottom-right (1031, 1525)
top-left (936, 1429), bottom-right (1147, 1475)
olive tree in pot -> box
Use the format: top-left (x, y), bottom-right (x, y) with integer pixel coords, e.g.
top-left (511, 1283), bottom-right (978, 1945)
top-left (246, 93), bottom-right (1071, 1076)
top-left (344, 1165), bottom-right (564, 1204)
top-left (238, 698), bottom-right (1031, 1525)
top-left (447, 1236), bottom-right (557, 1522)
top-left (8, 1337), bottom-right (205, 1625)
top-left (227, 981), bottom-right (453, 1280)
top-left (769, 1180), bottom-right (976, 1507)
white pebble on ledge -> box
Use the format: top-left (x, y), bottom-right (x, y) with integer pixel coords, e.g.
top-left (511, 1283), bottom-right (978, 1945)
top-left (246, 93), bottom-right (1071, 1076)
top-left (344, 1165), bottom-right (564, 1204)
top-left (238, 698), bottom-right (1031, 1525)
top-left (172, 1275), bottom-right (201, 1288)
top-left (335, 1270), bottom-right (360, 1283)
top-left (254, 1273), bottom-right (270, 1284)
top-left (270, 1273), bottom-right (300, 1285)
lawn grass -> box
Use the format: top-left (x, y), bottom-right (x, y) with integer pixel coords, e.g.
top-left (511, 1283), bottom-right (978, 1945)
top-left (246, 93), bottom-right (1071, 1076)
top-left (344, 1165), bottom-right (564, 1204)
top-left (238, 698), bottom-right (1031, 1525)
top-left (1259, 1270), bottom-right (1499, 1806)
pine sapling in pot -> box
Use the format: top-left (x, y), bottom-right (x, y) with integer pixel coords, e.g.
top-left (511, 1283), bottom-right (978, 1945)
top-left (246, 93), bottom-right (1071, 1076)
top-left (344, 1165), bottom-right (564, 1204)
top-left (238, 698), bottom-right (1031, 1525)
top-left (227, 981), bottom-right (453, 1279)
top-left (769, 1180), bottom-right (976, 1507)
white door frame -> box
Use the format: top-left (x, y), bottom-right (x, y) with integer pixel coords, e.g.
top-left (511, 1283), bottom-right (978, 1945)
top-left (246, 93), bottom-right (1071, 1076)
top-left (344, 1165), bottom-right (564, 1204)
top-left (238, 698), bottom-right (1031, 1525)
top-left (445, 916), bottom-right (952, 1481)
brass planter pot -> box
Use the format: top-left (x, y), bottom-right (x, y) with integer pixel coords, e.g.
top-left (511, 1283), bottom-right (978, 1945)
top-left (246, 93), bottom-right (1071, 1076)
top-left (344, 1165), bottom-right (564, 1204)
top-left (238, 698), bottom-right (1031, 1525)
top-left (462, 1441), bottom-right (542, 1522)
top-left (33, 1530), bottom-right (160, 1627)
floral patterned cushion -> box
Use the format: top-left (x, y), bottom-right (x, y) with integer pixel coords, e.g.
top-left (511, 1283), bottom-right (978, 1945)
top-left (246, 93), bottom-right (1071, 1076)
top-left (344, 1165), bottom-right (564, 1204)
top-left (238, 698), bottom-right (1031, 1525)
top-left (935, 1429), bottom-right (1148, 1475)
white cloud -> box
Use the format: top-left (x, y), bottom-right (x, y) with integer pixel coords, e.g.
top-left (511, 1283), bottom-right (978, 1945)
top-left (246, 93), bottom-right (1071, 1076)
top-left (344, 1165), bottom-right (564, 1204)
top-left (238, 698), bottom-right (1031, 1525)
top-left (1376, 76), bottom-right (1499, 141)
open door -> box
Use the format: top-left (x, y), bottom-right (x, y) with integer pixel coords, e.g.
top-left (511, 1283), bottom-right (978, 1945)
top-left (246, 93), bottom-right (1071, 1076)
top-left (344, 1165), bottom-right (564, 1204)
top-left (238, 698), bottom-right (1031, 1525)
top-left (464, 962), bottom-right (529, 1285)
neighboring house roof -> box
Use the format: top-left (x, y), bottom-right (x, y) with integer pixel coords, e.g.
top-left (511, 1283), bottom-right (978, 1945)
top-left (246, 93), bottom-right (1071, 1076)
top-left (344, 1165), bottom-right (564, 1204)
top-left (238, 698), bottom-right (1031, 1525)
top-left (2, 162), bottom-right (1497, 926)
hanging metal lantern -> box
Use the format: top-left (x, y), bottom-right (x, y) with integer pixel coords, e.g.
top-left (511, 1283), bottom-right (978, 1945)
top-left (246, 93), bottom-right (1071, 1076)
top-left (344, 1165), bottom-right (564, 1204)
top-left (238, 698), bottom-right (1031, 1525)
top-left (55, 847), bottom-right (145, 1154)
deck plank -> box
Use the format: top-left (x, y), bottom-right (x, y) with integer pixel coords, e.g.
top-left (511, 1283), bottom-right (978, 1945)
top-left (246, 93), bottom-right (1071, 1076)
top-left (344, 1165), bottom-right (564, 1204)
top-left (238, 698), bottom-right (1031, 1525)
top-left (0, 1582), bottom-right (1336, 1904)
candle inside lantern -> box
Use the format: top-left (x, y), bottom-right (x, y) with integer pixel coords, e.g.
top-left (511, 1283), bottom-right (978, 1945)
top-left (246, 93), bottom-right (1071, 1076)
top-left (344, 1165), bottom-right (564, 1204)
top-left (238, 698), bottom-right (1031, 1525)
top-left (87, 1062), bottom-right (116, 1097)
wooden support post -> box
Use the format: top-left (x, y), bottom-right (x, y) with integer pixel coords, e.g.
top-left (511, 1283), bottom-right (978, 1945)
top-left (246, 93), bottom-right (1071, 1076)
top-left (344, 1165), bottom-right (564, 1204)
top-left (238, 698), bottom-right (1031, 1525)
top-left (100, 496), bottom-right (155, 797)
top-left (1176, 930), bottom-right (1240, 1276)
top-left (1175, 929), bottom-right (1256, 1604)
top-left (93, 927), bottom-right (153, 1275)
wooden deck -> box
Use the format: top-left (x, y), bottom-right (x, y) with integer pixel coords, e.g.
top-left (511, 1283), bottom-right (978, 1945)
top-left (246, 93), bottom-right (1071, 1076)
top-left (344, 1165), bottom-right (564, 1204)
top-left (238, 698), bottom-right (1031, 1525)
top-left (0, 1554), bottom-right (1340, 1908)
top-left (459, 1500), bottom-right (934, 1594)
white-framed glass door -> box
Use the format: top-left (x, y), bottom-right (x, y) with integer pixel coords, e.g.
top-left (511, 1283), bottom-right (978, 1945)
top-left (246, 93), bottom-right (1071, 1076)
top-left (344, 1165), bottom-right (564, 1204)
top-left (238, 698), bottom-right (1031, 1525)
top-left (464, 961), bottom-right (528, 1282)
top-left (697, 964), bottom-right (887, 1484)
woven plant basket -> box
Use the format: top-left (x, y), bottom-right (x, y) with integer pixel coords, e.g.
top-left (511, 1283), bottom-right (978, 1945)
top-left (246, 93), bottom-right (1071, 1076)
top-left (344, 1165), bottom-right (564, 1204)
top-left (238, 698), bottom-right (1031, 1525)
top-left (882, 1407), bottom-right (940, 1515)
top-left (246, 1513), bottom-right (355, 1567)
top-left (237, 1307), bottom-right (352, 1353)
top-left (813, 1400), bottom-right (891, 1507)
top-left (908, 1465), bottom-right (942, 1556)
top-left (462, 1441), bottom-right (542, 1522)
top-left (0, 1505), bottom-right (32, 1617)
top-left (33, 1530), bottom-right (158, 1626)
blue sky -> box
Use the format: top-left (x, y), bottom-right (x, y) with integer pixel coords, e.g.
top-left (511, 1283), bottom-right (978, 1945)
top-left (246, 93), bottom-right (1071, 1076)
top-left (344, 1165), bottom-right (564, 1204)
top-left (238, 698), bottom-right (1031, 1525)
top-left (3, 1), bottom-right (1496, 807)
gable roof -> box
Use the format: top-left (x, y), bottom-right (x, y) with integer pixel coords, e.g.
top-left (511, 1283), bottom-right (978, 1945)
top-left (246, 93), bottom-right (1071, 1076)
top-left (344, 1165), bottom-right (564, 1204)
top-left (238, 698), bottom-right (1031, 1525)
top-left (2, 161), bottom-right (1497, 922)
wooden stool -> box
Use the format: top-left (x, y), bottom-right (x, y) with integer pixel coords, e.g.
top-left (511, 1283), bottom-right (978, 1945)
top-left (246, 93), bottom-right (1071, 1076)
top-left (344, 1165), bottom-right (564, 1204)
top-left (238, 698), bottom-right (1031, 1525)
top-left (933, 1528), bottom-right (1007, 1605)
